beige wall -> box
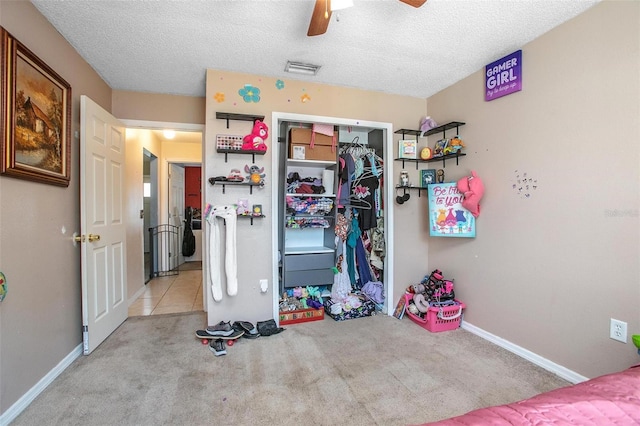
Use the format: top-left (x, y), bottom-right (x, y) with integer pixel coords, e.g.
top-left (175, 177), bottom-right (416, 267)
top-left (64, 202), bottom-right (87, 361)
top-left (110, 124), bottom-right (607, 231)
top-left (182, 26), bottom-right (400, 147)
top-left (427, 0), bottom-right (640, 378)
top-left (0, 0), bottom-right (112, 414)
top-left (204, 70), bottom-right (427, 324)
top-left (124, 129), bottom-right (162, 301)
top-left (113, 90), bottom-right (205, 125)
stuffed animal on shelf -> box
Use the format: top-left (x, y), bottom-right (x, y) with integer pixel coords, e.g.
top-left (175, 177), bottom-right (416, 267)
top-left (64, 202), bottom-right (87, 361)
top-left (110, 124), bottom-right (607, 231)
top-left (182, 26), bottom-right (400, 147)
top-left (242, 119), bottom-right (269, 151)
top-left (444, 136), bottom-right (465, 155)
top-left (457, 170), bottom-right (485, 218)
top-left (245, 164), bottom-right (266, 186)
top-left (419, 116), bottom-right (438, 137)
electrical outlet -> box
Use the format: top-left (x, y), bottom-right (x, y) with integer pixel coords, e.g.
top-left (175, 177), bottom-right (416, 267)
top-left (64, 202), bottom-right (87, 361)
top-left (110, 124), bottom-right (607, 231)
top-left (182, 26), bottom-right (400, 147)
top-left (610, 318), bottom-right (627, 343)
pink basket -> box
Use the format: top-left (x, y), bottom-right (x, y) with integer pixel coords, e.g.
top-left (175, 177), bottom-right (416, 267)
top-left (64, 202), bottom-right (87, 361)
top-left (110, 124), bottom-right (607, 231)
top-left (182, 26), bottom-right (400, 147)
top-left (404, 293), bottom-right (465, 332)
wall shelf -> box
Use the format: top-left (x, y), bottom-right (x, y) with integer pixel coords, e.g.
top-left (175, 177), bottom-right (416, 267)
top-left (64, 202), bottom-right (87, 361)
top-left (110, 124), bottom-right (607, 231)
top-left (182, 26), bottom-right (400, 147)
top-left (216, 112), bottom-right (265, 129)
top-left (238, 214), bottom-right (265, 225)
top-left (394, 121), bottom-right (466, 168)
top-left (216, 148), bottom-right (266, 163)
top-left (395, 121), bottom-right (465, 139)
top-left (396, 185), bottom-right (428, 197)
top-left (395, 152), bottom-right (466, 169)
top-left (208, 178), bottom-right (263, 194)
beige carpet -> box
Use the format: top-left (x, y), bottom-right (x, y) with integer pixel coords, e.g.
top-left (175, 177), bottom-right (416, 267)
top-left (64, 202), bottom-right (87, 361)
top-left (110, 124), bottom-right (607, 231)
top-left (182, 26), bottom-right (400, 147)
top-left (12, 312), bottom-right (569, 426)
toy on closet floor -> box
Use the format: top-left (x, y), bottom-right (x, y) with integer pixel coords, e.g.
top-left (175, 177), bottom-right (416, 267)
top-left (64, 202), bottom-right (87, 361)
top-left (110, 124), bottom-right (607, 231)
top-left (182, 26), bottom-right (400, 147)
top-left (242, 119), bottom-right (268, 151)
top-left (245, 164), bottom-right (265, 186)
top-left (279, 285), bottom-right (326, 312)
top-left (408, 269), bottom-right (456, 314)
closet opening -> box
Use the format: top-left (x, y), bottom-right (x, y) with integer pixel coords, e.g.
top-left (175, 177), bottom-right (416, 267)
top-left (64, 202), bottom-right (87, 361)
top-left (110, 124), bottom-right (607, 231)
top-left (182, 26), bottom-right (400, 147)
top-left (271, 113), bottom-right (395, 322)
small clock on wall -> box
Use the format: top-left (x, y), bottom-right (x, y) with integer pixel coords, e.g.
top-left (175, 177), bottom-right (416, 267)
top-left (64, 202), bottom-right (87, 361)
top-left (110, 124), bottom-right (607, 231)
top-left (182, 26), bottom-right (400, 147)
top-left (420, 147), bottom-right (432, 160)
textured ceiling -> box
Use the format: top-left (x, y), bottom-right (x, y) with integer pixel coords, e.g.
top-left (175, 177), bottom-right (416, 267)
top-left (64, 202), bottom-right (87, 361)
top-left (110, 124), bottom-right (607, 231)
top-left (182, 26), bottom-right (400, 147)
top-left (32, 0), bottom-right (599, 99)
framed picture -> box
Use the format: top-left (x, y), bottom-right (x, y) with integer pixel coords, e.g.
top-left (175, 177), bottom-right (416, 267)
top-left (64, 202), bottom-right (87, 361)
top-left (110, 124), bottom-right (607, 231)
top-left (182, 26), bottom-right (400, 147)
top-left (1, 27), bottom-right (72, 187)
top-left (427, 182), bottom-right (476, 238)
top-left (420, 169), bottom-right (437, 188)
top-left (398, 139), bottom-right (417, 159)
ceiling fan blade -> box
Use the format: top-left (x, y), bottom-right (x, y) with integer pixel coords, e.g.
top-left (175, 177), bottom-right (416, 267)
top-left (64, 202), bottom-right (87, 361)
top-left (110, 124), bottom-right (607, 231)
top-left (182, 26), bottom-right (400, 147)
top-left (399, 0), bottom-right (427, 7)
top-left (307, 0), bottom-right (332, 36)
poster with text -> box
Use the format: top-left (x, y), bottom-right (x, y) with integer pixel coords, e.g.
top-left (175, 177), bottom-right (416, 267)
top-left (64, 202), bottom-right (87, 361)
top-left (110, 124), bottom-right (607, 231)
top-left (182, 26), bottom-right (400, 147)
top-left (428, 182), bottom-right (476, 238)
top-left (485, 50), bottom-right (522, 101)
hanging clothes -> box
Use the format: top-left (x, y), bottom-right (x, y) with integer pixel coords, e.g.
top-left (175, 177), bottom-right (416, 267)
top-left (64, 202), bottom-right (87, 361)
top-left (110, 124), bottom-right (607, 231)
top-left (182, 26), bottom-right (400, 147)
top-left (354, 234), bottom-right (373, 288)
top-left (337, 154), bottom-right (355, 208)
top-left (346, 213), bottom-right (360, 286)
top-left (206, 205), bottom-right (238, 302)
top-left (331, 241), bottom-right (351, 302)
top-left (351, 157), bottom-right (379, 231)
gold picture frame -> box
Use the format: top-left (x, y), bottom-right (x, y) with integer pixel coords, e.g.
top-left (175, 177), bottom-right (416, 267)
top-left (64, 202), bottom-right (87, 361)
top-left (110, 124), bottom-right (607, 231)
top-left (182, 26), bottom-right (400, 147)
top-left (1, 27), bottom-right (71, 187)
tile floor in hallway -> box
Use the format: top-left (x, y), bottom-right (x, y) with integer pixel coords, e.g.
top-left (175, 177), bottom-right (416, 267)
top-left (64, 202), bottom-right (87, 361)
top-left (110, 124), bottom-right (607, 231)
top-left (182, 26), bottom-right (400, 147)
top-left (128, 267), bottom-right (204, 316)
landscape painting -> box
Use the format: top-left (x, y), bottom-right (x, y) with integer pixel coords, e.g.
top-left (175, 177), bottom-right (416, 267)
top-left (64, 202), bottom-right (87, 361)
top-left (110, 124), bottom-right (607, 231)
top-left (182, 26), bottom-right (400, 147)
top-left (1, 27), bottom-right (71, 186)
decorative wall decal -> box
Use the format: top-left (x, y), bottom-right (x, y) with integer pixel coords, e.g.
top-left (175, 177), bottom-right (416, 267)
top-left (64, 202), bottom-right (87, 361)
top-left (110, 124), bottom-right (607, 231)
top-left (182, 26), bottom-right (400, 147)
top-left (512, 169), bottom-right (538, 198)
top-left (276, 79), bottom-right (285, 90)
top-left (214, 92), bottom-right (225, 103)
top-left (301, 93), bottom-right (311, 103)
top-left (238, 84), bottom-right (261, 103)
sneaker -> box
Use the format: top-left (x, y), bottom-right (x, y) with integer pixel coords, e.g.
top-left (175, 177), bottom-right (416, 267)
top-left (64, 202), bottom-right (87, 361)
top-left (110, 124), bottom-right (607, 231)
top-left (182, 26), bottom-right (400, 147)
top-left (206, 321), bottom-right (233, 336)
top-left (209, 339), bottom-right (227, 356)
top-left (233, 321), bottom-right (260, 339)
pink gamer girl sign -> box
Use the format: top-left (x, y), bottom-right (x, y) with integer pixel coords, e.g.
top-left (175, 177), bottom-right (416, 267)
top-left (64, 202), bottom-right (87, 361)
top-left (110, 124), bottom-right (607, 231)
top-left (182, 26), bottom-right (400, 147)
top-left (427, 182), bottom-right (476, 238)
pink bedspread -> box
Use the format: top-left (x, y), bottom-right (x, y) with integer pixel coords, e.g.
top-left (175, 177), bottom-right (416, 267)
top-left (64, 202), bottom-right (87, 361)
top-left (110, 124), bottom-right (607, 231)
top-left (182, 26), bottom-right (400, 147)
top-left (424, 365), bottom-right (640, 425)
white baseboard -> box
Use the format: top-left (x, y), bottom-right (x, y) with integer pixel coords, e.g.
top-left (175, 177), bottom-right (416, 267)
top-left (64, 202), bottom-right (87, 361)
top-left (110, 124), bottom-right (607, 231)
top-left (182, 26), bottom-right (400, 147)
top-left (128, 284), bottom-right (146, 306)
top-left (461, 321), bottom-right (588, 384)
top-left (0, 344), bottom-right (82, 426)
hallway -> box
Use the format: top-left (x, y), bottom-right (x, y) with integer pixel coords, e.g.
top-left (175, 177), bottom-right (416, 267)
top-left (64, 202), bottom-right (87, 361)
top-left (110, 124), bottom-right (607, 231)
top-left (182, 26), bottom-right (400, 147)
top-left (128, 263), bottom-right (203, 316)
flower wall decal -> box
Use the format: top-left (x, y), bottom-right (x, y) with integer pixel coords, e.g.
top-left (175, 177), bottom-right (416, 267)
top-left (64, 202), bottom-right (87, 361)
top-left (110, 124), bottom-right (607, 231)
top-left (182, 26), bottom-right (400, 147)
top-left (238, 84), bottom-right (261, 103)
top-left (301, 93), bottom-right (311, 103)
top-left (276, 79), bottom-right (285, 90)
top-left (214, 92), bottom-right (225, 103)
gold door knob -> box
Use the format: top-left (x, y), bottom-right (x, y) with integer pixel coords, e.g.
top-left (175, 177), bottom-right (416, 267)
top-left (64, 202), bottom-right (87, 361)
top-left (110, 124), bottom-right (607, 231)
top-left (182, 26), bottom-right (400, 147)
top-left (88, 234), bottom-right (101, 242)
top-left (74, 235), bottom-right (85, 243)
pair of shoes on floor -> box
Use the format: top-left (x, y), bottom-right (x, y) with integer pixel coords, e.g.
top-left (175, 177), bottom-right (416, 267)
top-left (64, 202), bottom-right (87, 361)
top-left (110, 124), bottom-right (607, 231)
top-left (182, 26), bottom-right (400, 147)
top-left (209, 339), bottom-right (226, 356)
top-left (206, 321), bottom-right (234, 337)
top-left (232, 321), bottom-right (260, 339)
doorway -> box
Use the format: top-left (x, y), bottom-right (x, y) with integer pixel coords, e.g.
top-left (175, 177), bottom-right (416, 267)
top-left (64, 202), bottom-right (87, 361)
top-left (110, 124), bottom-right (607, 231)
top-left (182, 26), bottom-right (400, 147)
top-left (270, 112), bottom-right (395, 322)
top-left (123, 121), bottom-right (206, 317)
top-left (143, 149), bottom-right (158, 283)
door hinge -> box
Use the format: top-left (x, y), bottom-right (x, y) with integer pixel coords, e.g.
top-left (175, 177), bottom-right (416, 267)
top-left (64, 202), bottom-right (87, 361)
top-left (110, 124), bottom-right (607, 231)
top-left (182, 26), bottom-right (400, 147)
top-left (82, 325), bottom-right (89, 355)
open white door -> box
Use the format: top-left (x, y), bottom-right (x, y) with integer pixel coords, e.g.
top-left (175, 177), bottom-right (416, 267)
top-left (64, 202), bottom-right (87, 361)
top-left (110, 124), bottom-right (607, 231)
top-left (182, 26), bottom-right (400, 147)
top-left (80, 95), bottom-right (128, 355)
top-left (168, 163), bottom-right (186, 266)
